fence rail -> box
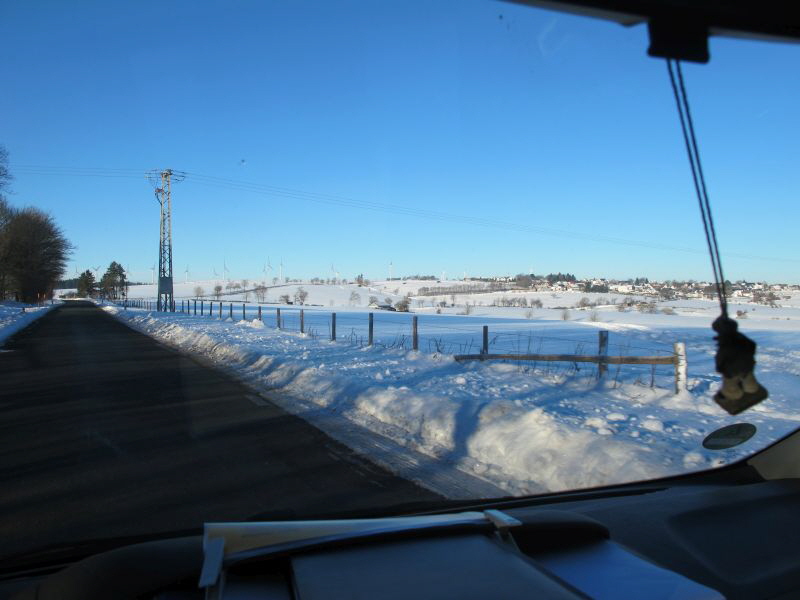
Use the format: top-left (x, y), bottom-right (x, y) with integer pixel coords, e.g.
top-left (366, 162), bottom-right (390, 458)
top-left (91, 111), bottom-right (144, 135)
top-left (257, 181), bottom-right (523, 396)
top-left (455, 342), bottom-right (687, 394)
top-left (118, 298), bottom-right (688, 393)
top-left (454, 353), bottom-right (677, 365)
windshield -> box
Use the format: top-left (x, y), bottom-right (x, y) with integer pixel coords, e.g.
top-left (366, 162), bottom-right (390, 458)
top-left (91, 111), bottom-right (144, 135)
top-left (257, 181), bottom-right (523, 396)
top-left (1, 0), bottom-right (798, 566)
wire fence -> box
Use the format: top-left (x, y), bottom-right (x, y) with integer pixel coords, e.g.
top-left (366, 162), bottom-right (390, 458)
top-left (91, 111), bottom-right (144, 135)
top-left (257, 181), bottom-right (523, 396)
top-left (120, 298), bottom-right (686, 391)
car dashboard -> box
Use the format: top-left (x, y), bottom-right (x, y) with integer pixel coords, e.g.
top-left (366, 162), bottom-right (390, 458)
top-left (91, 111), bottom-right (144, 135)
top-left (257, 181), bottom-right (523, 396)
top-left (6, 466), bottom-right (800, 600)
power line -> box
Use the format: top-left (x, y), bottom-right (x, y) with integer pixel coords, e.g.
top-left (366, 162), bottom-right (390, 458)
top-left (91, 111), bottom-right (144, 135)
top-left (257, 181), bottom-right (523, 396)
top-left (180, 172), bottom-right (800, 264)
top-left (11, 164), bottom-right (799, 264)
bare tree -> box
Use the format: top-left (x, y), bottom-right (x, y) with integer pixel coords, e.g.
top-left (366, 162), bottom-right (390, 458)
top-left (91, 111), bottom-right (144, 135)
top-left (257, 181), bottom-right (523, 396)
top-left (213, 284), bottom-right (223, 299)
top-left (295, 286), bottom-right (308, 305)
top-left (193, 286), bottom-right (205, 298)
top-left (0, 197), bottom-right (14, 299)
top-left (0, 150), bottom-right (72, 302)
top-left (0, 145), bottom-right (11, 201)
top-left (0, 148), bottom-right (15, 298)
top-left (2, 206), bottom-right (72, 302)
top-left (349, 290), bottom-right (361, 306)
top-left (279, 294), bottom-right (290, 304)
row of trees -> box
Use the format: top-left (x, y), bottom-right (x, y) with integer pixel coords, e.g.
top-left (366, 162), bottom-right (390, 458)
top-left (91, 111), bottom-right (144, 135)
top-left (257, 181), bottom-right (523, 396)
top-left (0, 147), bottom-right (72, 303)
top-left (75, 262), bottom-right (127, 299)
top-left (193, 283), bottom-right (312, 306)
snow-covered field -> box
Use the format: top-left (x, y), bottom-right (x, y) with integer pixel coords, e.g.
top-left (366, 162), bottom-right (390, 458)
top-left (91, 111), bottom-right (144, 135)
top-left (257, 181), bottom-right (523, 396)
top-left (99, 285), bottom-right (800, 500)
top-left (0, 301), bottom-right (56, 346)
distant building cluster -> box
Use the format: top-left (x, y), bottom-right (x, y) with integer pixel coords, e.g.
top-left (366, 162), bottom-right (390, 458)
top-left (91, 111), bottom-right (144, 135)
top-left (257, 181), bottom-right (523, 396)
top-left (416, 273), bottom-right (798, 305)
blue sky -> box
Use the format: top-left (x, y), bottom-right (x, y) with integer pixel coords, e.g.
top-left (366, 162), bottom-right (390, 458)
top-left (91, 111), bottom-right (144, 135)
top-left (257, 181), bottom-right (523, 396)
top-left (1, 0), bottom-right (798, 283)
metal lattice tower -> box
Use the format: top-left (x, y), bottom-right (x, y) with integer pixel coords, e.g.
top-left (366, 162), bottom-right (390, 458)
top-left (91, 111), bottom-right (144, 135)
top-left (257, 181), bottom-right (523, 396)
top-left (146, 169), bottom-right (185, 311)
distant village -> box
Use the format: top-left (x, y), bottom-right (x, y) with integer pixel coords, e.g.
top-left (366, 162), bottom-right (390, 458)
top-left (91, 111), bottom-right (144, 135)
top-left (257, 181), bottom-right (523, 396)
top-left (413, 273), bottom-right (798, 306)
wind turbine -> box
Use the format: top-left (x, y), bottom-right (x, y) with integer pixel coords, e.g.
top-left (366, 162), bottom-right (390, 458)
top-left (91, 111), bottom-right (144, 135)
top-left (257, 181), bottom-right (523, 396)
top-left (279, 258), bottom-right (284, 284)
top-left (150, 264), bottom-right (155, 285)
top-left (263, 257), bottom-right (274, 284)
top-left (261, 259), bottom-right (273, 285)
top-left (184, 265), bottom-right (189, 283)
top-left (92, 266), bottom-right (101, 281)
top-left (223, 259), bottom-right (230, 284)
top-left (389, 261), bottom-right (393, 282)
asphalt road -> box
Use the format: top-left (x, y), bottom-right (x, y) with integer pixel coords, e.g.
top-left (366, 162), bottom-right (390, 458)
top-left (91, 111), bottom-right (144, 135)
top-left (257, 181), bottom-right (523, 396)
top-left (0, 301), bottom-right (440, 561)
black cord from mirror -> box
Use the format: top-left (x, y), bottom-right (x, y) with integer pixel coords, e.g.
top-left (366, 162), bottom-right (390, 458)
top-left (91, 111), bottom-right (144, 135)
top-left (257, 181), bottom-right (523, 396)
top-left (665, 59), bottom-right (768, 415)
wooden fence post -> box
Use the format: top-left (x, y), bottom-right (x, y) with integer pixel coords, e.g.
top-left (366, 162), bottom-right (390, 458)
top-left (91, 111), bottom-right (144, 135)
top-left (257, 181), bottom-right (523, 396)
top-left (300, 309), bottom-right (305, 334)
top-left (276, 308), bottom-right (281, 329)
top-left (412, 315), bottom-right (418, 351)
top-left (201, 300), bottom-right (204, 316)
top-left (331, 313), bottom-right (336, 341)
top-left (242, 303), bottom-right (246, 320)
top-left (193, 299), bottom-right (197, 315)
top-left (229, 303), bottom-right (233, 319)
top-left (598, 330), bottom-right (609, 378)
top-left (482, 325), bottom-right (489, 356)
top-left (258, 305), bottom-right (262, 320)
top-left (218, 301), bottom-right (222, 318)
top-left (368, 312), bottom-right (373, 346)
top-left (674, 342), bottom-right (687, 393)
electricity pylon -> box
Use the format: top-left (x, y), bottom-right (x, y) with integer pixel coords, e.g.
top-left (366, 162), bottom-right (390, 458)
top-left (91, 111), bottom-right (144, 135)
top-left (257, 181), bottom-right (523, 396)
top-left (146, 169), bottom-right (185, 311)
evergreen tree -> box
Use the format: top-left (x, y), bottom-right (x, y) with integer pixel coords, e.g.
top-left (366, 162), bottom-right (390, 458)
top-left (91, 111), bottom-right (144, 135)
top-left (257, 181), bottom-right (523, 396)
top-left (100, 261), bottom-right (126, 300)
top-left (77, 270), bottom-right (96, 297)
